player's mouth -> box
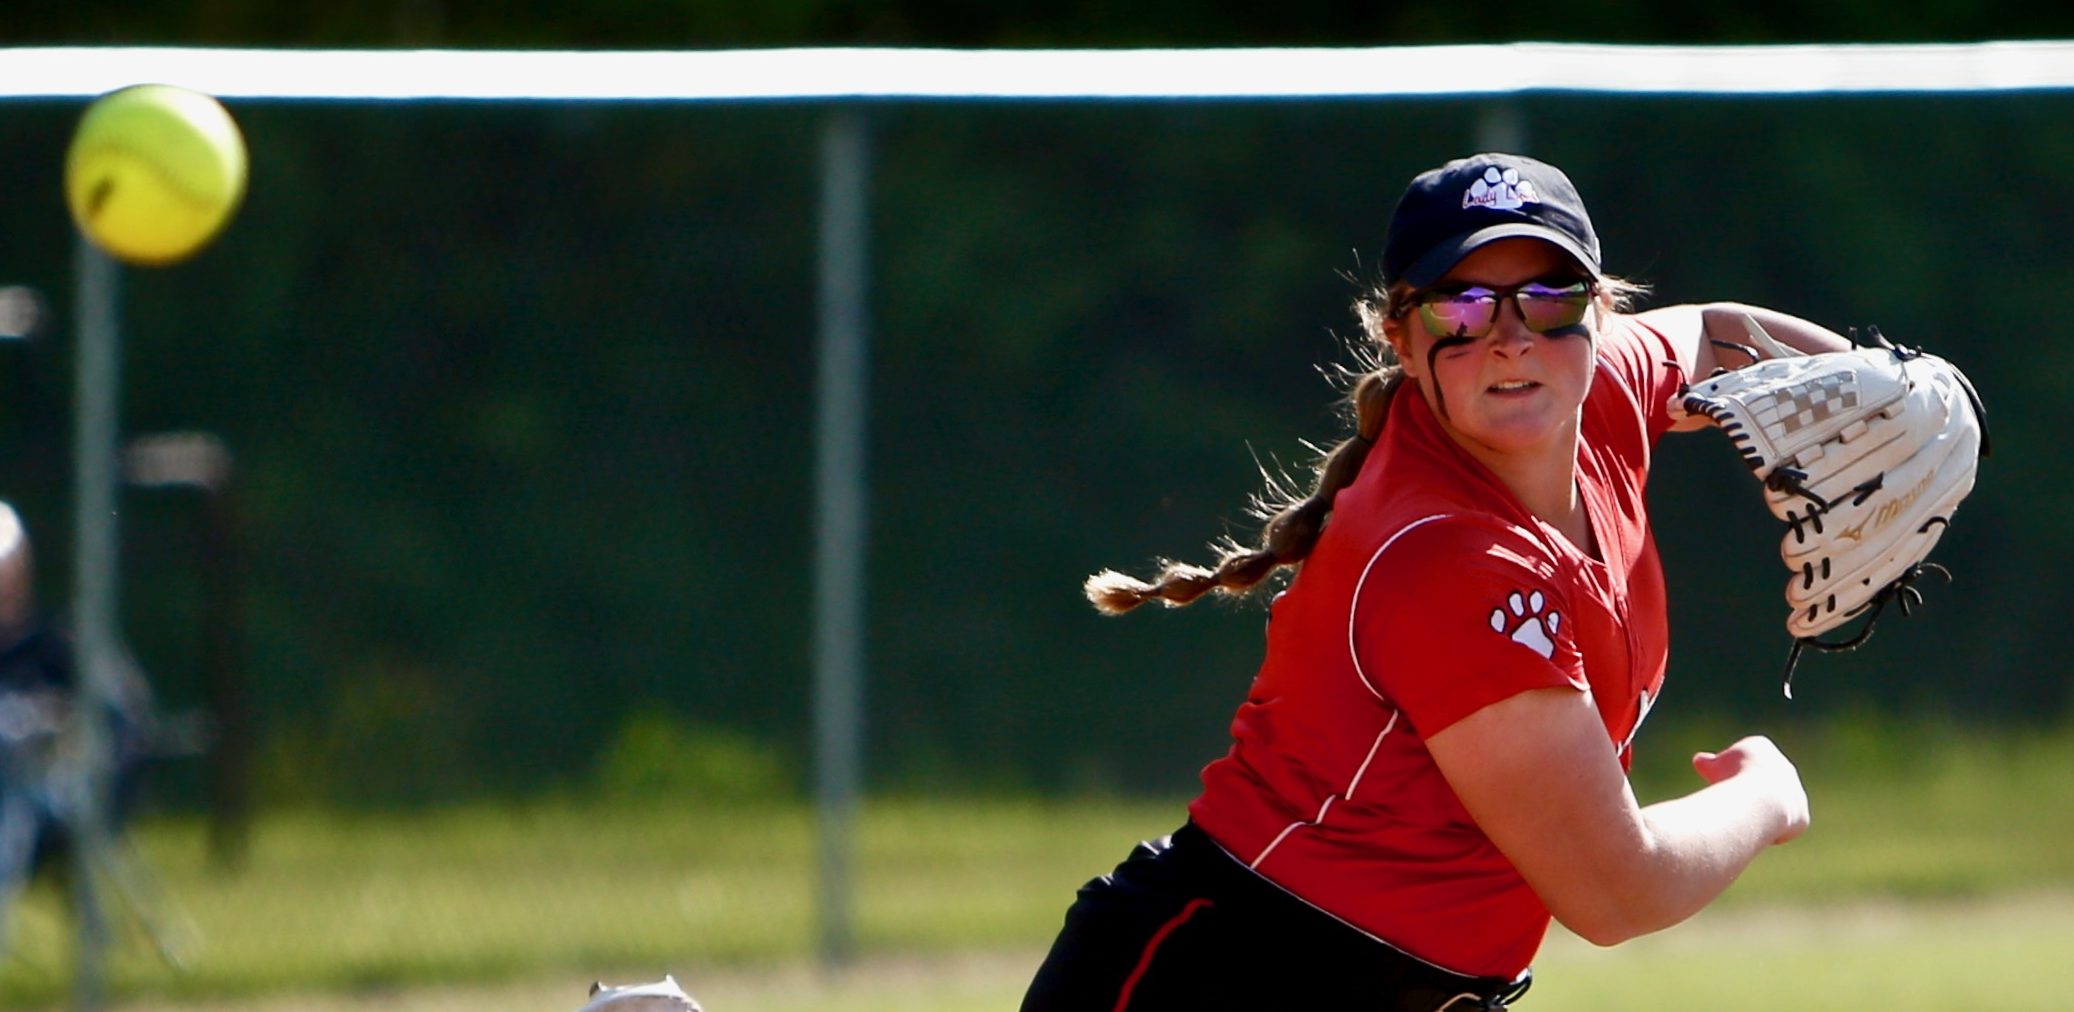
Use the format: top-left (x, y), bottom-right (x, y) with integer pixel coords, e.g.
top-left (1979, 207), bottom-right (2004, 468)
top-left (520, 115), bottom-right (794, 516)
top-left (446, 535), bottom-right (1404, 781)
top-left (1488, 379), bottom-right (1541, 395)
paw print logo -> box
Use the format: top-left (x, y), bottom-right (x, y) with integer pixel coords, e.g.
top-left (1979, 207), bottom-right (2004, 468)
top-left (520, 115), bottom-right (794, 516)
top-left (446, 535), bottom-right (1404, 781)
top-left (1489, 589), bottom-right (1560, 659)
top-left (1462, 166), bottom-right (1541, 211)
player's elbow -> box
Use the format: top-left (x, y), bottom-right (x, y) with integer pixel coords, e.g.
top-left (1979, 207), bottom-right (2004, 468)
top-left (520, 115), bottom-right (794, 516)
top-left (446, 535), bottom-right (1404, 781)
top-left (1553, 905), bottom-right (1651, 948)
top-left (1539, 871), bottom-right (1675, 948)
top-left (1545, 892), bottom-right (1652, 948)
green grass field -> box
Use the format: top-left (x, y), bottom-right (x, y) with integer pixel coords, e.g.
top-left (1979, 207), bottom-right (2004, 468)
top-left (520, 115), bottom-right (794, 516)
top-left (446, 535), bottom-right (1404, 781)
top-left (0, 716), bottom-right (2068, 1009)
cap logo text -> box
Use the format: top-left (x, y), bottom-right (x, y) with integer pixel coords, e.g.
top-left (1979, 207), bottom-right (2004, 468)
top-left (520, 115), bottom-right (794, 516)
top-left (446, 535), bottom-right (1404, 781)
top-left (1462, 166), bottom-right (1539, 211)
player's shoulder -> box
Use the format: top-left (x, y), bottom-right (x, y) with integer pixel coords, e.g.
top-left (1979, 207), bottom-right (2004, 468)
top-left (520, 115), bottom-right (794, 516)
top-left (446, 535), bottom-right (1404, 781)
top-left (1591, 313), bottom-right (1664, 386)
top-left (1356, 511), bottom-right (1564, 607)
top-left (1605, 306), bottom-right (1684, 346)
top-left (1350, 511), bottom-right (1585, 722)
top-left (1586, 311), bottom-right (1693, 451)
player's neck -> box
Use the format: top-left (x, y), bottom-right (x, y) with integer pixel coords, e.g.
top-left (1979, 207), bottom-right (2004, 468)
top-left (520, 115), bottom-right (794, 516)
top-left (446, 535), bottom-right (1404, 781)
top-left (1471, 430), bottom-right (1594, 556)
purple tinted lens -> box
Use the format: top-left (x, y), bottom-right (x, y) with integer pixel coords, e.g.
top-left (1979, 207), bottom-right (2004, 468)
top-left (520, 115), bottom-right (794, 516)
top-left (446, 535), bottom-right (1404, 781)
top-left (1417, 290), bottom-right (1499, 337)
top-left (1517, 284), bottom-right (1591, 333)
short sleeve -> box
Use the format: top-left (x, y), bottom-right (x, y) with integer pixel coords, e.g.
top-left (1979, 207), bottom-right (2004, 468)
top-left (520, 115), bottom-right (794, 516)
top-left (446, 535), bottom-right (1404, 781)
top-left (1351, 519), bottom-right (1588, 736)
top-left (1596, 315), bottom-right (1691, 442)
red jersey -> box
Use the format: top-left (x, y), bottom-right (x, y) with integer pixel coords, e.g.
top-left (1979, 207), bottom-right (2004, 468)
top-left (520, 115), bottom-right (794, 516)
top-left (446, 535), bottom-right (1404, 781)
top-left (1187, 315), bottom-right (1690, 979)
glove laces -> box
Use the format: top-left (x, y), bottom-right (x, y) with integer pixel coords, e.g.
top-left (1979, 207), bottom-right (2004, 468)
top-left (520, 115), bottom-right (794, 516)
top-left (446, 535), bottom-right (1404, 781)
top-left (1781, 553), bottom-right (1953, 699)
top-left (1763, 326), bottom-right (1984, 698)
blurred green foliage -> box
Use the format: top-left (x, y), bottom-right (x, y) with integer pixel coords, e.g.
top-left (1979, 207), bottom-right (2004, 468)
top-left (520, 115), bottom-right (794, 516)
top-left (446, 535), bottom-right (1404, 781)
top-left (592, 714), bottom-right (797, 804)
top-left (0, 79), bottom-right (2066, 807)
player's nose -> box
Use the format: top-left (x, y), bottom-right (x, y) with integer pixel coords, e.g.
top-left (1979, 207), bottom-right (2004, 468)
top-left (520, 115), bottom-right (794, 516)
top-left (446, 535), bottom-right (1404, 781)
top-left (1487, 302), bottom-right (1535, 354)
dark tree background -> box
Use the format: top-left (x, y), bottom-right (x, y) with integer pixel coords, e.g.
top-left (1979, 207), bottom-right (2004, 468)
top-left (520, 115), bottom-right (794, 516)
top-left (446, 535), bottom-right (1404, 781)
top-left (0, 10), bottom-right (2064, 806)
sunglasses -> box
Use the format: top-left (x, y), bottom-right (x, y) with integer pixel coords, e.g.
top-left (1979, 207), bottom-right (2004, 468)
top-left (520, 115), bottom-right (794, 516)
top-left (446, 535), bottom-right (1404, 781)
top-left (1410, 279), bottom-right (1594, 339)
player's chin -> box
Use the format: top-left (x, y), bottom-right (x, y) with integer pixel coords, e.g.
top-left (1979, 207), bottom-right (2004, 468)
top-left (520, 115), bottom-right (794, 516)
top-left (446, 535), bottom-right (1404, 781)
top-left (1465, 401), bottom-right (1574, 449)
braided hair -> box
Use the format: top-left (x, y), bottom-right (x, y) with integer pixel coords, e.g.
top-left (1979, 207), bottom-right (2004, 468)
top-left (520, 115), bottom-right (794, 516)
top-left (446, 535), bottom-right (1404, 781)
top-left (1083, 285), bottom-right (1409, 614)
top-left (1085, 272), bottom-right (1642, 614)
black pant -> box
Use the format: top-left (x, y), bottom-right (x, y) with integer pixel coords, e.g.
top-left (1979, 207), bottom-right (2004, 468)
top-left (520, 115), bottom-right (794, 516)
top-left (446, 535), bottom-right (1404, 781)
top-left (1022, 823), bottom-right (1529, 1012)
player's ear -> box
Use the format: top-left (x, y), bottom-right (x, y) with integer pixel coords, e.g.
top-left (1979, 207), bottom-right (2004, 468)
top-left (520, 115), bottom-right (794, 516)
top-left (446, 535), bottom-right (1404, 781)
top-left (1382, 315), bottom-right (1418, 380)
top-left (1591, 292), bottom-right (1618, 332)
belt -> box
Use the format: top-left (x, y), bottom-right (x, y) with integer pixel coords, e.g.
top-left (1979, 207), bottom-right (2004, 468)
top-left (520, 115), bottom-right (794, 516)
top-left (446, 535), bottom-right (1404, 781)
top-left (1428, 970), bottom-right (1533, 1011)
top-left (1171, 823), bottom-right (1534, 1012)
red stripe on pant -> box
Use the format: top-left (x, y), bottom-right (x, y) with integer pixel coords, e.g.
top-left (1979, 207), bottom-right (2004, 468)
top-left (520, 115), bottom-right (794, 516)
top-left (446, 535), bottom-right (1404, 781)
top-left (1111, 897), bottom-right (1214, 1012)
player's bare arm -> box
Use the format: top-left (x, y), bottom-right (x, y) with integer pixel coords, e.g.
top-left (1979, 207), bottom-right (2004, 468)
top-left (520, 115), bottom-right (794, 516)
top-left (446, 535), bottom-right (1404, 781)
top-left (1637, 302), bottom-right (1853, 428)
top-left (1426, 687), bottom-right (1809, 947)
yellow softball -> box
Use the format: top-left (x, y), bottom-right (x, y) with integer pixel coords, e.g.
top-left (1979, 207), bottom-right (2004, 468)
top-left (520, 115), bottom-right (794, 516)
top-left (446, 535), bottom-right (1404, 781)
top-left (64, 84), bottom-right (248, 267)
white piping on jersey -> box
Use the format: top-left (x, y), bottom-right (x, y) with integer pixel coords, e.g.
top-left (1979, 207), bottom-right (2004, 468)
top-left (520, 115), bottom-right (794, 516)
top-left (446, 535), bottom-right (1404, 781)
top-left (1250, 799), bottom-right (1331, 871)
top-left (1344, 711), bottom-right (1398, 801)
top-left (1210, 834), bottom-right (1490, 980)
top-left (1347, 513), bottom-right (1458, 701)
top-left (1247, 716), bottom-right (1397, 871)
top-left (1246, 514), bottom-right (1451, 871)
top-left (1616, 687), bottom-right (1658, 756)
top-left (1239, 357), bottom-right (1656, 958)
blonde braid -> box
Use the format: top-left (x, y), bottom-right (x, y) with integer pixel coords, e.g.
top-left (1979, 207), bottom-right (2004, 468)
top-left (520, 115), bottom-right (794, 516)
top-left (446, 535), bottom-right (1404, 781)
top-left (1087, 270), bottom-right (1653, 613)
top-left (1085, 363), bottom-right (1405, 615)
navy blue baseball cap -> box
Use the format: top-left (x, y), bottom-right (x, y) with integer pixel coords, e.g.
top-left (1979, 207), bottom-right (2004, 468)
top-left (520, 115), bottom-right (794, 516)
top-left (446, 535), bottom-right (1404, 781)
top-left (1382, 153), bottom-right (1602, 289)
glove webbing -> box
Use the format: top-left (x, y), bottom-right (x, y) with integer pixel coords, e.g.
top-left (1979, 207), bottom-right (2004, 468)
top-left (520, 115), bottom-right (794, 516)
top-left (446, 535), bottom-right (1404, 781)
top-left (1779, 545), bottom-right (1953, 700)
top-left (1686, 326), bottom-right (1984, 697)
top-left (1761, 327), bottom-right (1957, 698)
top-left (1769, 435), bottom-right (1949, 698)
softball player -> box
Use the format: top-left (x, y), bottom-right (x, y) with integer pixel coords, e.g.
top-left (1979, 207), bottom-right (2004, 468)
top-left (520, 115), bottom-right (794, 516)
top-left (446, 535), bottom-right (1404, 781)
top-left (1023, 153), bottom-right (1849, 1010)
